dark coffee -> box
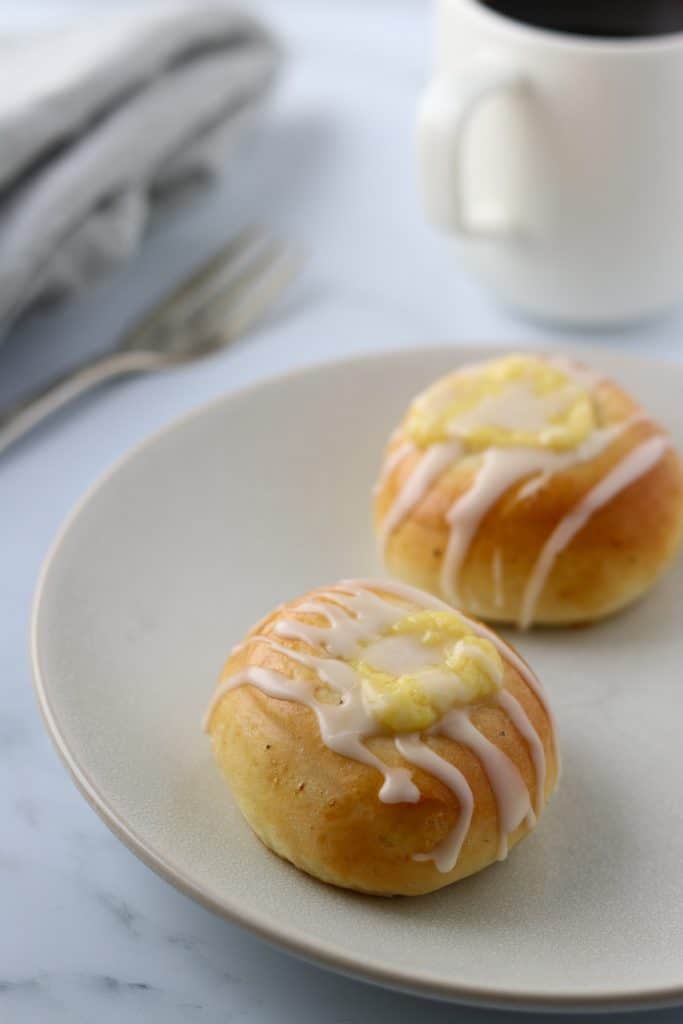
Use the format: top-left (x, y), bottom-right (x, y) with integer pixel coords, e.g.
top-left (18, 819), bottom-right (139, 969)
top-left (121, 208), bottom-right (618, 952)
top-left (479, 1), bottom-right (683, 39)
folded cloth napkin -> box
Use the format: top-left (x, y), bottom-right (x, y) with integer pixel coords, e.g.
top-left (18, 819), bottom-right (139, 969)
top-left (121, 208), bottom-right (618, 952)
top-left (0, 3), bottom-right (280, 336)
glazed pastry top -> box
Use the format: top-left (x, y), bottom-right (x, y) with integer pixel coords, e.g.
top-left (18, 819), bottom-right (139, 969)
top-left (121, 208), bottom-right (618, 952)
top-left (355, 609), bottom-right (503, 732)
top-left (406, 354), bottom-right (597, 452)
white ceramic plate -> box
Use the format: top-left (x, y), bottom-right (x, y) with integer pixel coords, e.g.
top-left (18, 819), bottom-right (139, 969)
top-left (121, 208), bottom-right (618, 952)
top-left (32, 345), bottom-right (683, 1013)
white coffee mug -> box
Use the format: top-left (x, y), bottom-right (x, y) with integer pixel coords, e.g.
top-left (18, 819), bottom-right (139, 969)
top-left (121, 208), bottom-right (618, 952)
top-left (418, 0), bottom-right (683, 324)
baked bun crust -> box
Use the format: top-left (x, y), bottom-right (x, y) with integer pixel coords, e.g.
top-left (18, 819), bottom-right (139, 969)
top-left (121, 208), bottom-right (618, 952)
top-left (205, 580), bottom-right (559, 896)
top-left (374, 356), bottom-right (683, 627)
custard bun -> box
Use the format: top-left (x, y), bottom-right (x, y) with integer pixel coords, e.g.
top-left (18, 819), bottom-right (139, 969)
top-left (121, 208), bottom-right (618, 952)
top-left (204, 579), bottom-right (559, 896)
top-left (374, 353), bottom-right (683, 627)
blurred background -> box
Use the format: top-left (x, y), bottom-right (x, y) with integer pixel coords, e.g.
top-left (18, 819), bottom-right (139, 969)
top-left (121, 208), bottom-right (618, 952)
top-left (4, 0), bottom-right (682, 444)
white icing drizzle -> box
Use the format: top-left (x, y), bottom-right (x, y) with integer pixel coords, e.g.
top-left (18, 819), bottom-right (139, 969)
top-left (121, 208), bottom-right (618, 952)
top-left (492, 548), bottom-right (504, 608)
top-left (519, 434), bottom-right (671, 628)
top-left (275, 588), bottom-right (402, 659)
top-left (439, 709), bottom-right (533, 861)
top-left (395, 733), bottom-right (474, 871)
top-left (203, 653), bottom-right (420, 805)
top-left (496, 689), bottom-right (546, 818)
top-left (372, 440), bottom-right (415, 498)
top-left (440, 422), bottom-right (627, 607)
top-left (378, 440), bottom-right (462, 552)
top-left (514, 471), bottom-right (551, 504)
top-left (205, 579), bottom-right (555, 874)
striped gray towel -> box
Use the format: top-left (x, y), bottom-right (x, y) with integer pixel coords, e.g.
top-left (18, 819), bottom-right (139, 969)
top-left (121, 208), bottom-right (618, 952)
top-left (0, 3), bottom-right (280, 336)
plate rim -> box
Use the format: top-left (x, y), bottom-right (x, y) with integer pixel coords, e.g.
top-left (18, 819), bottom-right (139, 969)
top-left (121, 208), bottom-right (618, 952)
top-left (31, 342), bottom-right (683, 1013)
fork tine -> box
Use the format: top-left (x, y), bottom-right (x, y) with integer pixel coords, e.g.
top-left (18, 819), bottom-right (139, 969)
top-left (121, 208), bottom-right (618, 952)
top-left (188, 236), bottom-right (298, 333)
top-left (198, 244), bottom-right (305, 350)
top-left (122, 224), bottom-right (266, 350)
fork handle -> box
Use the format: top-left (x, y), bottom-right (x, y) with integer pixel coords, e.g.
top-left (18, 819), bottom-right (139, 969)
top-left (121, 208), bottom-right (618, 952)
top-left (0, 349), bottom-right (165, 456)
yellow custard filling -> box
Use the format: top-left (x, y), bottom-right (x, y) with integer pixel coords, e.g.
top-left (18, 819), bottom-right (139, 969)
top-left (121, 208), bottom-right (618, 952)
top-left (406, 354), bottom-right (595, 452)
top-left (355, 610), bottom-right (503, 733)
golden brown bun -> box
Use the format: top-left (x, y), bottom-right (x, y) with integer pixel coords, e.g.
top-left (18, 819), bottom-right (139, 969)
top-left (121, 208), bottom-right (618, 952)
top-left (374, 371), bottom-right (683, 626)
top-left (206, 586), bottom-right (559, 896)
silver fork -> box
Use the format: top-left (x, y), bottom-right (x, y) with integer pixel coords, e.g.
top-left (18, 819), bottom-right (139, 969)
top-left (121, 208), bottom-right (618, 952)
top-left (0, 225), bottom-right (303, 456)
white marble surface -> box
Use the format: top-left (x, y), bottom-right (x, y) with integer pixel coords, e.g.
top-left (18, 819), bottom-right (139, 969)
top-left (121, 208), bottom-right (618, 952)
top-left (2, 1), bottom-right (683, 1021)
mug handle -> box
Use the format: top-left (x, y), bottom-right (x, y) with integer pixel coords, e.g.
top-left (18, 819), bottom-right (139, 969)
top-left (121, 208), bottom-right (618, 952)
top-left (417, 62), bottom-right (528, 238)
